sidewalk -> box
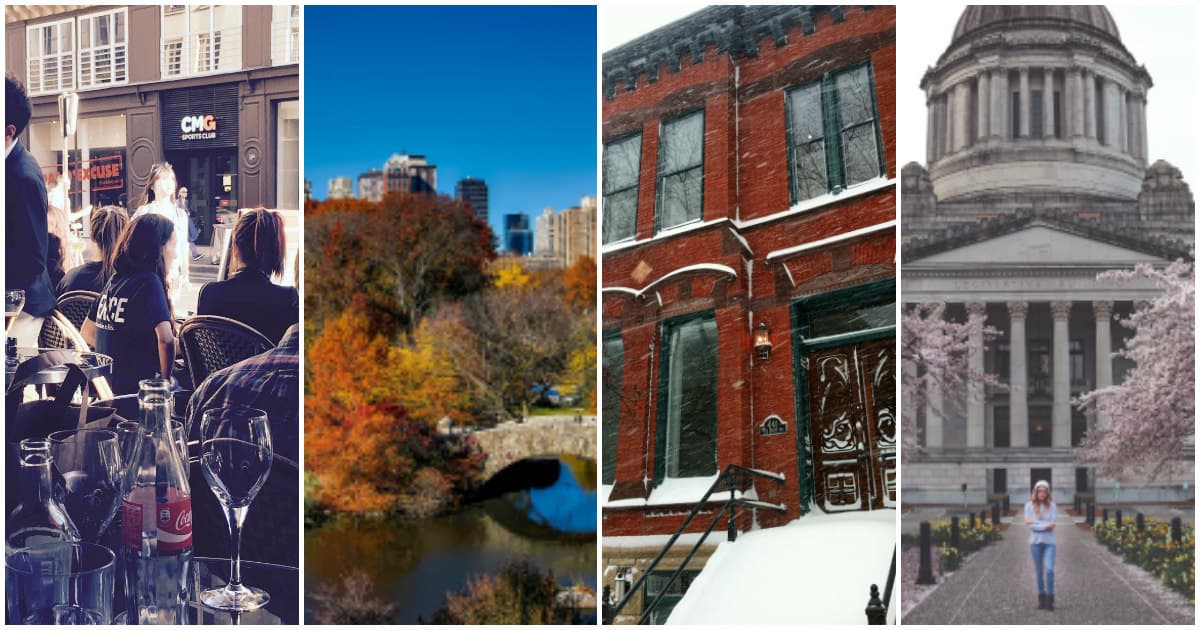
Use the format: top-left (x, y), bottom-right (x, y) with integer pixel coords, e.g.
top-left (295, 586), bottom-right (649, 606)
top-left (903, 512), bottom-right (1194, 625)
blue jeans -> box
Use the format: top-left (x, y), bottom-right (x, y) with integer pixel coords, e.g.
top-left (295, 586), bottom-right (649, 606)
top-left (1031, 543), bottom-right (1056, 595)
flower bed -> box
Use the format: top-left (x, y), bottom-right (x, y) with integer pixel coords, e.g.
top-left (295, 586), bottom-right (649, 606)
top-left (1093, 518), bottom-right (1195, 604)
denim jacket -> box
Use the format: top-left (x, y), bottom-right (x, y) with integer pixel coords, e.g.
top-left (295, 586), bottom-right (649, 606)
top-left (1025, 500), bottom-right (1057, 545)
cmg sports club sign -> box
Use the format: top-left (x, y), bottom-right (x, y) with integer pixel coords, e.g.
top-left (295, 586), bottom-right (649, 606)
top-left (179, 114), bottom-right (218, 141)
top-left (161, 84), bottom-right (238, 151)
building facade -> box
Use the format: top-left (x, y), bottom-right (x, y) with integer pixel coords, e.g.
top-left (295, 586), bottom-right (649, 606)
top-left (503, 212), bottom-right (532, 256)
top-left (456, 176), bottom-right (489, 223)
top-left (357, 168), bottom-right (383, 202)
top-left (533, 197), bottom-right (597, 268)
top-left (6, 4), bottom-right (300, 244)
top-left (902, 6), bottom-right (1195, 506)
top-left (383, 152), bottom-right (436, 196)
top-left (601, 6), bottom-right (896, 622)
top-left (327, 176), bottom-right (353, 199)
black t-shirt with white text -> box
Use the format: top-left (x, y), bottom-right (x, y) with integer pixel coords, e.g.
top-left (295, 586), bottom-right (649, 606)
top-left (88, 271), bottom-right (171, 395)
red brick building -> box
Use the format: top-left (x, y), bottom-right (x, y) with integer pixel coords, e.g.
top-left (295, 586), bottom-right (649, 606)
top-left (601, 6), bottom-right (896, 620)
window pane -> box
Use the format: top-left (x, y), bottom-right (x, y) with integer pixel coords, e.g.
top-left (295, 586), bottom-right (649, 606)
top-left (603, 188), bottom-right (637, 244)
top-left (602, 336), bottom-right (624, 485)
top-left (659, 167), bottom-right (702, 229)
top-left (793, 140), bottom-right (827, 201)
top-left (789, 81), bottom-right (824, 142)
top-left (842, 123), bottom-right (879, 186)
top-left (665, 316), bottom-right (717, 478)
top-left (836, 65), bottom-right (874, 127)
top-left (806, 297), bottom-right (894, 340)
top-left (603, 134), bottom-right (641, 194)
top-left (660, 111), bottom-right (703, 173)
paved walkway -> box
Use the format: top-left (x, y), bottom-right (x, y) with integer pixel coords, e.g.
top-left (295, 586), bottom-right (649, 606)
top-left (904, 513), bottom-right (1194, 625)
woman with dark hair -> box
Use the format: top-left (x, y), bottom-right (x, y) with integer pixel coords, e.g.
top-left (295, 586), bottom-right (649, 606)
top-left (57, 205), bottom-right (130, 295)
top-left (133, 162), bottom-right (189, 308)
top-left (81, 213), bottom-right (177, 395)
top-left (197, 208), bottom-right (298, 343)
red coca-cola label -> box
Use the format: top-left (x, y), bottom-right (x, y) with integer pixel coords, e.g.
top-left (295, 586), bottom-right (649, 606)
top-left (121, 496), bottom-right (192, 554)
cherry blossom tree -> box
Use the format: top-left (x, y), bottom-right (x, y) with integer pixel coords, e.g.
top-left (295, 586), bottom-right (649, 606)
top-left (1075, 260), bottom-right (1195, 480)
top-left (901, 303), bottom-right (1002, 462)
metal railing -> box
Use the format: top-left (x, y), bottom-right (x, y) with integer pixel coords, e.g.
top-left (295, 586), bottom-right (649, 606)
top-left (865, 544), bottom-right (897, 624)
top-left (603, 464), bottom-right (787, 625)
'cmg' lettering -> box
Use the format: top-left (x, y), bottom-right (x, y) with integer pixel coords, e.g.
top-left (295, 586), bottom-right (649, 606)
top-left (180, 115), bottom-right (217, 133)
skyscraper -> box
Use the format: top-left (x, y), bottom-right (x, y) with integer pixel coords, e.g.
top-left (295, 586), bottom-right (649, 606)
top-left (383, 153), bottom-right (437, 195)
top-left (503, 212), bottom-right (532, 255)
top-left (455, 177), bottom-right (489, 223)
top-left (327, 177), bottom-right (353, 199)
top-left (357, 169), bottom-right (384, 202)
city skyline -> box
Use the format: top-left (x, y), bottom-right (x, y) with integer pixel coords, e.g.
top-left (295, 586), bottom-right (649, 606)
top-left (305, 5), bottom-right (597, 243)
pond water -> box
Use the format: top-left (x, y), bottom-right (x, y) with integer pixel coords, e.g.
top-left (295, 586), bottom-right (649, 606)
top-left (304, 457), bottom-right (597, 623)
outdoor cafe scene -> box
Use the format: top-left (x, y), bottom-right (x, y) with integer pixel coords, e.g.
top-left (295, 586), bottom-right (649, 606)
top-left (4, 4), bottom-right (300, 622)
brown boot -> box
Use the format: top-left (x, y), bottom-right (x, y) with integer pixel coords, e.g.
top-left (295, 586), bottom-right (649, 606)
top-left (1047, 594), bottom-right (1054, 611)
top-left (1038, 594), bottom-right (1046, 609)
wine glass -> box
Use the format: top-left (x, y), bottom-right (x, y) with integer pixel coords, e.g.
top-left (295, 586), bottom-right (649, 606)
top-left (6, 289), bottom-right (25, 334)
top-left (199, 406), bottom-right (273, 612)
top-left (47, 429), bottom-right (122, 543)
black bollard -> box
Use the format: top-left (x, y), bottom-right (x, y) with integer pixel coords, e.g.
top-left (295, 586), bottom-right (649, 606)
top-left (1074, 495), bottom-right (1081, 512)
top-left (1116, 510), bottom-right (1123, 528)
top-left (992, 502), bottom-right (1000, 525)
top-left (917, 521), bottom-right (936, 584)
top-left (865, 584), bottom-right (885, 624)
top-left (981, 508), bottom-right (987, 525)
top-left (1102, 508), bottom-right (1108, 524)
top-left (1171, 517), bottom-right (1182, 545)
top-left (951, 516), bottom-right (961, 551)
top-left (1003, 495), bottom-right (1010, 513)
top-left (969, 512), bottom-right (976, 529)
top-left (1087, 502), bottom-right (1095, 526)
top-left (1136, 513), bottom-right (1145, 533)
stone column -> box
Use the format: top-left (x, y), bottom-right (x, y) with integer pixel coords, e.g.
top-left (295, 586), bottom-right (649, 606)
top-left (1084, 70), bottom-right (1096, 139)
top-left (1104, 79), bottom-right (1120, 147)
top-left (977, 72), bottom-right (990, 143)
top-left (927, 94), bottom-right (937, 163)
top-left (1069, 67), bottom-right (1084, 138)
top-left (937, 94), bottom-right (949, 158)
top-left (1008, 301), bottom-right (1029, 448)
top-left (1051, 301), bottom-right (1072, 448)
top-left (967, 302), bottom-right (988, 449)
top-left (1117, 85), bottom-right (1128, 152)
top-left (954, 81), bottom-right (971, 152)
top-left (925, 375), bottom-right (943, 449)
top-left (1042, 69), bottom-right (1055, 138)
top-left (1093, 301), bottom-right (1114, 427)
top-left (1019, 68), bottom-right (1031, 138)
top-left (991, 68), bottom-right (1008, 140)
top-left (1139, 92), bottom-right (1149, 162)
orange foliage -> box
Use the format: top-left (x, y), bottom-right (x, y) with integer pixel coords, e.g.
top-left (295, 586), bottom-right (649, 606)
top-left (562, 255), bottom-right (596, 310)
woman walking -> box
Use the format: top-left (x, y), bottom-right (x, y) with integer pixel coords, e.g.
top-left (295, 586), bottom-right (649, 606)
top-left (1025, 480), bottom-right (1057, 611)
top-left (133, 162), bottom-right (190, 310)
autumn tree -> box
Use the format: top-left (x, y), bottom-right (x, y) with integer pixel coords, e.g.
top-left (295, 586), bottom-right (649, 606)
top-left (1075, 261), bottom-right (1195, 480)
top-left (562, 255), bottom-right (596, 310)
top-left (901, 303), bottom-right (1002, 462)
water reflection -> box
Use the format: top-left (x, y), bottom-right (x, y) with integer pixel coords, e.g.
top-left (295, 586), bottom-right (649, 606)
top-left (304, 456), bottom-right (596, 624)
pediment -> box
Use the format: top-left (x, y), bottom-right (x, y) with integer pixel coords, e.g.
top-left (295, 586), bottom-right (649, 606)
top-left (914, 224), bottom-right (1172, 266)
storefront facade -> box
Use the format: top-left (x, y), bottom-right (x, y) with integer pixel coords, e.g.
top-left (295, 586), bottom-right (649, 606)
top-left (6, 5), bottom-right (299, 242)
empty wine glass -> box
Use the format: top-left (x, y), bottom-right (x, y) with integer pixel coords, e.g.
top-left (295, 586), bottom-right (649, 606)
top-left (199, 406), bottom-right (273, 612)
top-left (6, 289), bottom-right (25, 334)
top-left (47, 429), bottom-right (122, 543)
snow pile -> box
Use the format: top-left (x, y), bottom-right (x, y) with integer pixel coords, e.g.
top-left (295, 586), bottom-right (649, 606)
top-left (666, 509), bottom-right (896, 625)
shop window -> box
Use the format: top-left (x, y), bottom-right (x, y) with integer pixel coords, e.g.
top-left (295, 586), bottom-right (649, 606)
top-left (656, 314), bottom-right (718, 480)
top-left (787, 62), bottom-right (883, 203)
top-left (1029, 407), bottom-right (1051, 447)
top-left (271, 5), bottom-right (301, 66)
top-left (993, 406), bottom-right (1010, 448)
top-left (603, 132), bottom-right (641, 244)
top-left (602, 333), bottom-right (624, 485)
top-left (276, 100), bottom-right (300, 209)
top-left (656, 110), bottom-right (704, 232)
top-left (26, 18), bottom-right (75, 96)
top-left (643, 570), bottom-right (700, 624)
top-left (161, 5), bottom-right (241, 78)
top-left (78, 8), bottom-right (127, 89)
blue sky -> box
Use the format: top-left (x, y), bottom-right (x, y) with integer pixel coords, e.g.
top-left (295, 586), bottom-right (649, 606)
top-left (304, 5), bottom-right (597, 244)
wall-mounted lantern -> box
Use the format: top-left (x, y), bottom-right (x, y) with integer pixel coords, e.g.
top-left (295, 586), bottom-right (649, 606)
top-left (753, 322), bottom-right (772, 360)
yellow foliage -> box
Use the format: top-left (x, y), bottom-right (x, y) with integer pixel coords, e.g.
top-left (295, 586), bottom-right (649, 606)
top-left (493, 261), bottom-right (534, 289)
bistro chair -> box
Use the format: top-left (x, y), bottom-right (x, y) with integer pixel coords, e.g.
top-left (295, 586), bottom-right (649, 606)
top-left (56, 290), bottom-right (100, 331)
top-left (177, 316), bottom-right (274, 389)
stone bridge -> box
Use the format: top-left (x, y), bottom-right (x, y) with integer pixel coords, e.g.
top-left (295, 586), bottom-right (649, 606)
top-left (466, 415), bottom-right (596, 479)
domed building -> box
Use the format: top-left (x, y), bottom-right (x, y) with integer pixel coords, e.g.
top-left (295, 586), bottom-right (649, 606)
top-left (902, 6), bottom-right (1193, 506)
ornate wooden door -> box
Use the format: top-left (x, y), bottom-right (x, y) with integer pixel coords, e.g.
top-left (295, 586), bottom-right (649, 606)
top-left (807, 338), bottom-right (896, 511)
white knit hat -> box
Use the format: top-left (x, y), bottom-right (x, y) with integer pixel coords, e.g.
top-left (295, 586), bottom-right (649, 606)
top-left (1034, 480), bottom-right (1051, 491)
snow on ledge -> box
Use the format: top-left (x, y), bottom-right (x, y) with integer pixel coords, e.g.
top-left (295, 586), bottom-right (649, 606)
top-left (602, 532), bottom-right (724, 549)
top-left (737, 176), bottom-right (896, 229)
top-left (600, 217), bottom-right (733, 255)
top-left (601, 264), bottom-right (738, 301)
top-left (604, 474), bottom-right (729, 509)
top-left (766, 219), bottom-right (897, 263)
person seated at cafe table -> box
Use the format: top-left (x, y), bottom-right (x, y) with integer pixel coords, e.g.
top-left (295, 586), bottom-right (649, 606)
top-left (58, 205), bottom-right (129, 295)
top-left (196, 208), bottom-right (298, 344)
top-left (81, 214), bottom-right (177, 396)
top-left (185, 323), bottom-right (299, 462)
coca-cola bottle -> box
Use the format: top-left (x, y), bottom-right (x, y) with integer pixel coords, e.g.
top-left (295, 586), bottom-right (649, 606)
top-left (121, 378), bottom-right (193, 624)
top-left (6, 438), bottom-right (81, 555)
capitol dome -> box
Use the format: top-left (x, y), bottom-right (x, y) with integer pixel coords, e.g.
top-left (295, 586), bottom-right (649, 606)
top-left (922, 5), bottom-right (1151, 203)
